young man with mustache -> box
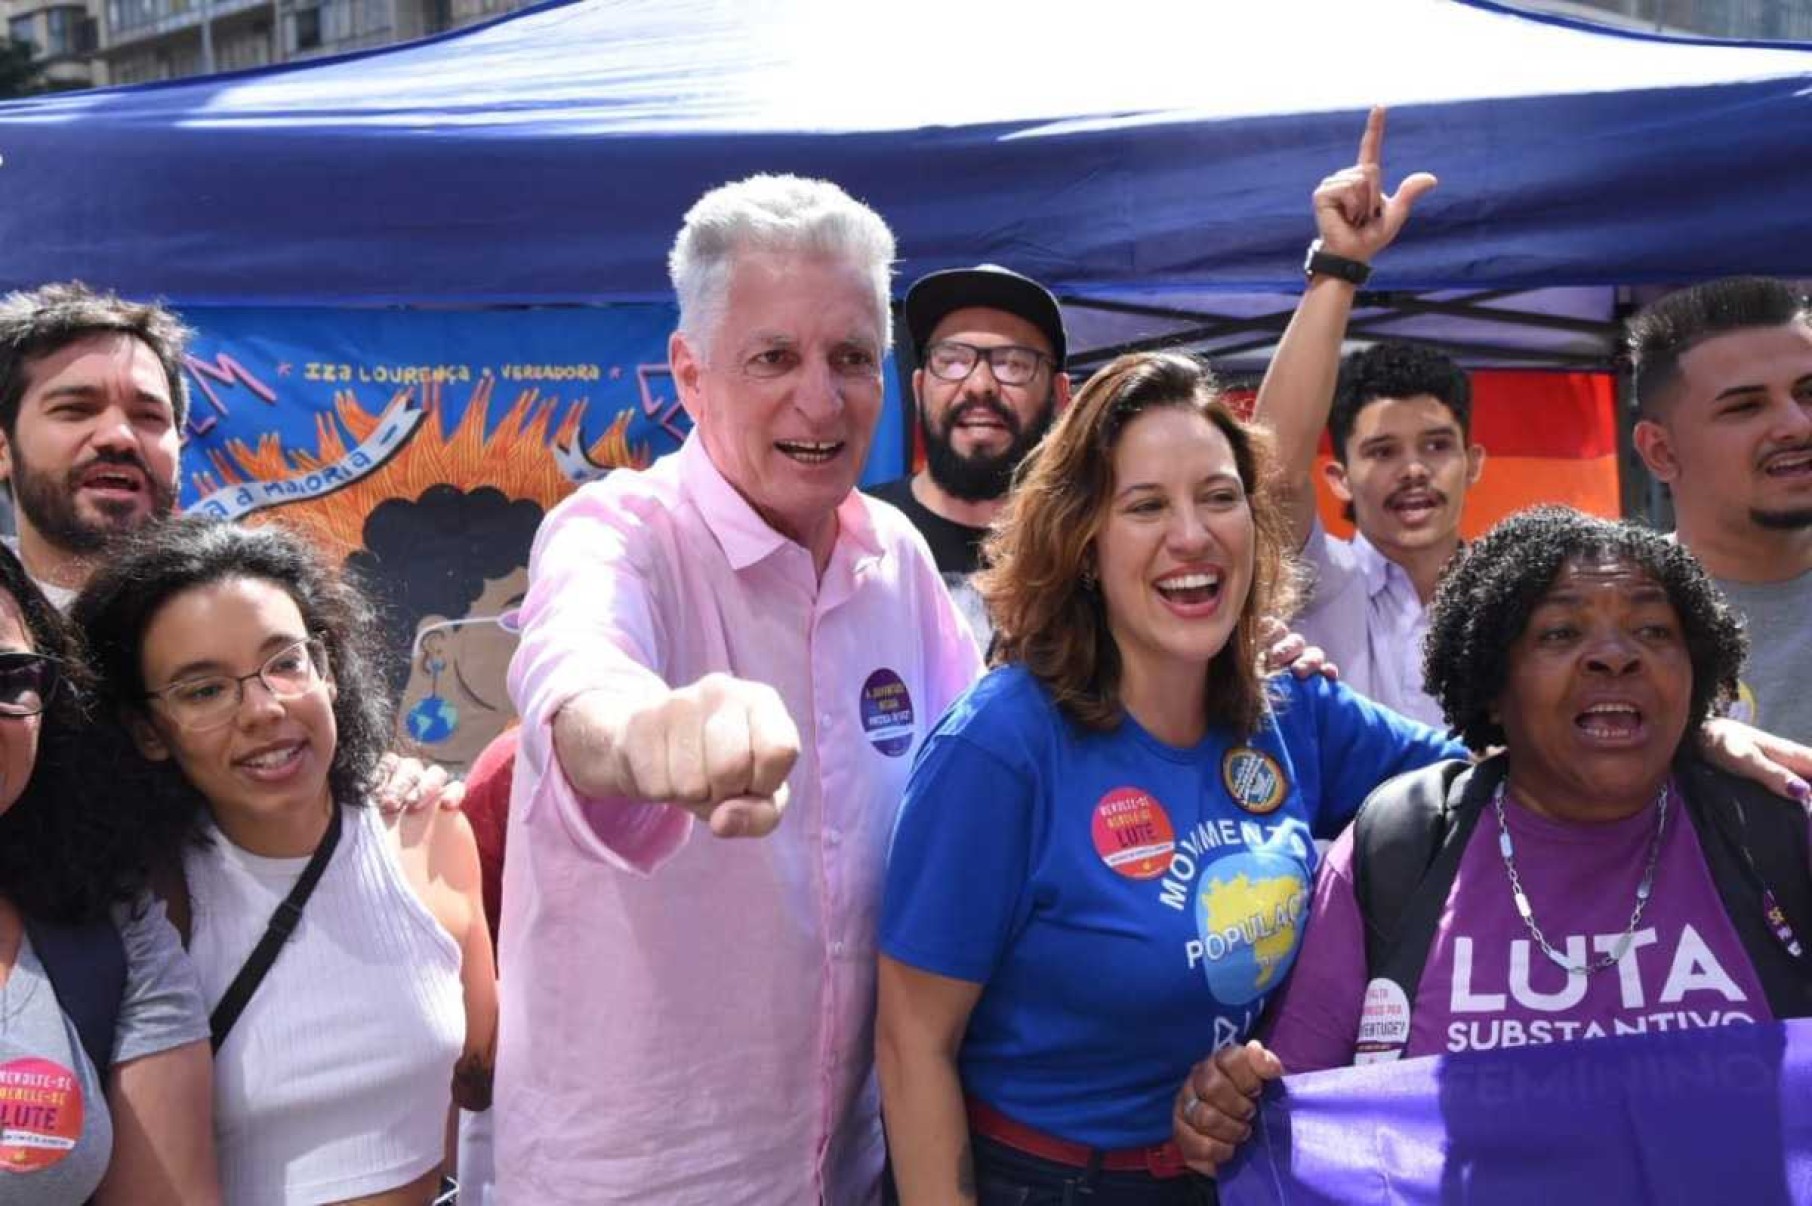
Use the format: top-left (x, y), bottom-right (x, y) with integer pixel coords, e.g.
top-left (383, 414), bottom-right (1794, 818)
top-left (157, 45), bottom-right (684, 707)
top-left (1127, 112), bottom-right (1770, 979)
top-left (1254, 109), bottom-right (1461, 726)
top-left (1630, 277), bottom-right (1812, 741)
top-left (869, 265), bottom-right (1071, 646)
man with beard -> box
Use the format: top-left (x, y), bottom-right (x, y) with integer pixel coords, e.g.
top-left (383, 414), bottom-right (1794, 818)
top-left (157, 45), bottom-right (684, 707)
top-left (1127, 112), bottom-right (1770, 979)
top-left (1254, 109), bottom-right (1456, 725)
top-left (868, 265), bottom-right (1069, 645)
top-left (1630, 277), bottom-right (1812, 741)
top-left (0, 281), bottom-right (184, 608)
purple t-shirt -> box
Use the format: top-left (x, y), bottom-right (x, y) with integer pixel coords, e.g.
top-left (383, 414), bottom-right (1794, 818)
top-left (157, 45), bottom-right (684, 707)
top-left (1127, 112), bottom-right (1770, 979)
top-left (1267, 780), bottom-right (1782, 1072)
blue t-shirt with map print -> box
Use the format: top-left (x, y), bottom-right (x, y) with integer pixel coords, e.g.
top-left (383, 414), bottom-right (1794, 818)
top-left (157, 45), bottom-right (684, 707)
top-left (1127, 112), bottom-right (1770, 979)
top-left (881, 665), bottom-right (1463, 1148)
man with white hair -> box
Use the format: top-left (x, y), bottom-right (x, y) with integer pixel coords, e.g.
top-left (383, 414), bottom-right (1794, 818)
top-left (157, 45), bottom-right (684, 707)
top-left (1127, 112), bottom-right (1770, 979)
top-left (497, 175), bottom-right (981, 1203)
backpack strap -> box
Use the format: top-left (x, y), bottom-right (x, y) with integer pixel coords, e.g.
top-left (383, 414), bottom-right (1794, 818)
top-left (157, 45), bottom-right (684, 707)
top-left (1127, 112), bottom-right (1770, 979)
top-left (1672, 754), bottom-right (1812, 1020)
top-left (1353, 757), bottom-right (1497, 976)
top-left (1349, 757), bottom-right (1499, 1057)
top-left (23, 914), bottom-right (127, 1082)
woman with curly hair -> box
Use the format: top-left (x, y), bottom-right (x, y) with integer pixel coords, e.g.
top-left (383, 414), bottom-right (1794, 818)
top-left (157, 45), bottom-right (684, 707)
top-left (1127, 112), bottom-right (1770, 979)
top-left (1179, 507), bottom-right (1810, 1154)
top-left (0, 541), bottom-right (216, 1205)
top-left (72, 518), bottom-right (497, 1206)
top-left (876, 352), bottom-right (1468, 1205)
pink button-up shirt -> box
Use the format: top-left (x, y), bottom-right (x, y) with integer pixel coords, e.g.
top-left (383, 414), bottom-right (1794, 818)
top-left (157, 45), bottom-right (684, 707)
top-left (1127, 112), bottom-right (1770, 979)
top-left (497, 435), bottom-right (980, 1204)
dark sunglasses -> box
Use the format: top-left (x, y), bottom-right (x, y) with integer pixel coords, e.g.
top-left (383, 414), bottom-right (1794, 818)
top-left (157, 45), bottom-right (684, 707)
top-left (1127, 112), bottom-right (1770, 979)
top-left (0, 652), bottom-right (61, 718)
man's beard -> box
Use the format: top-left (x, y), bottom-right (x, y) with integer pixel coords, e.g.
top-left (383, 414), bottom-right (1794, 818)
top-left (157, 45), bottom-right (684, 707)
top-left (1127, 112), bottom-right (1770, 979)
top-left (11, 448), bottom-right (176, 555)
top-left (921, 396), bottom-right (1056, 504)
top-left (1751, 506), bottom-right (1812, 531)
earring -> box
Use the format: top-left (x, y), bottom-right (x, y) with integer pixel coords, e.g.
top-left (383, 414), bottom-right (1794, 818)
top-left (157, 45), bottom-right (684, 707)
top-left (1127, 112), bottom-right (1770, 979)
top-left (405, 642), bottom-right (459, 744)
top-left (1080, 566), bottom-right (1098, 590)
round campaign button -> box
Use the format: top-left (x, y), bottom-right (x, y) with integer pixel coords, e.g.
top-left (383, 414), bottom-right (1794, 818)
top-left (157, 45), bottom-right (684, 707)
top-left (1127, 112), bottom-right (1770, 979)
top-left (1090, 787), bottom-right (1177, 880)
top-left (1221, 746), bottom-right (1287, 815)
top-left (859, 669), bottom-right (916, 757)
top-left (1354, 978), bottom-right (1413, 1065)
top-left (0, 1056), bottom-right (83, 1171)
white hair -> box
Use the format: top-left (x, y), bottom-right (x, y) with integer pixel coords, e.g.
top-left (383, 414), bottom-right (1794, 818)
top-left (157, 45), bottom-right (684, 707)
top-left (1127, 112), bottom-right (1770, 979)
top-left (667, 174), bottom-right (896, 362)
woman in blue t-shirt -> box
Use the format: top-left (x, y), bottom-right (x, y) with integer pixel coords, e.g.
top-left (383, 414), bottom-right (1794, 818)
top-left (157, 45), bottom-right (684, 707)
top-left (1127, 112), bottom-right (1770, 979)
top-left (877, 351), bottom-right (1464, 1204)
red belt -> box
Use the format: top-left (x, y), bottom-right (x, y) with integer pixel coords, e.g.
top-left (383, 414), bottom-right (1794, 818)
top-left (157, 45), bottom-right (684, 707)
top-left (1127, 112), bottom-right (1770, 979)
top-left (966, 1098), bottom-right (1191, 1180)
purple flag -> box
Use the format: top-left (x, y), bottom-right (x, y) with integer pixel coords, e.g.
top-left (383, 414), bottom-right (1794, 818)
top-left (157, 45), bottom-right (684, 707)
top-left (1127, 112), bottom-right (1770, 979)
top-left (1221, 1021), bottom-right (1812, 1205)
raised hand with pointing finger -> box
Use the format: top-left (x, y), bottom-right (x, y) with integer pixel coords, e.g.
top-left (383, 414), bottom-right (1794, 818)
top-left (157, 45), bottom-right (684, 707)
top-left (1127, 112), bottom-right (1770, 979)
top-left (1253, 104), bottom-right (1463, 727)
top-left (1311, 105), bottom-right (1439, 267)
top-left (1257, 104), bottom-right (1441, 548)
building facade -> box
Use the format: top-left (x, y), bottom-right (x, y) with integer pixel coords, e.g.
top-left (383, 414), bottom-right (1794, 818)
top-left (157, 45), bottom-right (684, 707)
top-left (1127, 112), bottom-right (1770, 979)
top-left (62, 0), bottom-right (1812, 95)
top-left (98, 0), bottom-right (528, 85)
top-left (1518, 0), bottom-right (1812, 39)
top-left (6, 0), bottom-right (104, 89)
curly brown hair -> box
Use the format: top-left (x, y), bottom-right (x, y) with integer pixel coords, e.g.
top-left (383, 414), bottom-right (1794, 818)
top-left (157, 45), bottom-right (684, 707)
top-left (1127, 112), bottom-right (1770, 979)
top-left (977, 351), bottom-right (1299, 736)
top-left (73, 517), bottom-right (396, 815)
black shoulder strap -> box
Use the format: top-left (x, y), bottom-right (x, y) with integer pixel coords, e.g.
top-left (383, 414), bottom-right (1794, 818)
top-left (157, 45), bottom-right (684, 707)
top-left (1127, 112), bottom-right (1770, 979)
top-left (1673, 756), bottom-right (1812, 1020)
top-left (24, 914), bottom-right (127, 1080)
top-left (1354, 757), bottom-right (1500, 998)
top-left (210, 804), bottom-right (343, 1052)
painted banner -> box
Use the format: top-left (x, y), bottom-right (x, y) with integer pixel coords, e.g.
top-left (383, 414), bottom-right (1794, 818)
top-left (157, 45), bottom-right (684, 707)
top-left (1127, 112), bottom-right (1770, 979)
top-left (177, 306), bottom-right (905, 773)
top-left (1220, 1020), bottom-right (1812, 1206)
top-left (165, 312), bottom-right (1612, 777)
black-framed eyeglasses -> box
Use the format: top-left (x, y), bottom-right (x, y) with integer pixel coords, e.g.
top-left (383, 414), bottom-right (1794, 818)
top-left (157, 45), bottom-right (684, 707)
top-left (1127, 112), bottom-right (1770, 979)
top-left (144, 637), bottom-right (331, 733)
top-left (0, 652), bottom-right (62, 718)
top-left (923, 340), bottom-right (1051, 388)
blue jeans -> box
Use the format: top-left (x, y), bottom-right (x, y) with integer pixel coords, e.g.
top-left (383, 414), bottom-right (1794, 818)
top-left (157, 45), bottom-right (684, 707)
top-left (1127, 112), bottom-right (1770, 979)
top-left (970, 1135), bottom-right (1219, 1206)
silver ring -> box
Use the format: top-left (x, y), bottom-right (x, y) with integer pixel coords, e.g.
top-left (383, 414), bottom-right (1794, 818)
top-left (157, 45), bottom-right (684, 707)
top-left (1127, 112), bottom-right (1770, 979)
top-left (1182, 1092), bottom-right (1201, 1123)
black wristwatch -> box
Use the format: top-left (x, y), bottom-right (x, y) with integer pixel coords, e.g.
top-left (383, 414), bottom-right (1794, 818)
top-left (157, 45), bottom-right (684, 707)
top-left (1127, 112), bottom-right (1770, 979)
top-left (1303, 239), bottom-right (1372, 287)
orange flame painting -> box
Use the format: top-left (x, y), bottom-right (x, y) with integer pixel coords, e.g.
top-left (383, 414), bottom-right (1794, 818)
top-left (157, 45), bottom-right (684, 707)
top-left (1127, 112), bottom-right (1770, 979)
top-left (185, 376), bottom-right (650, 559)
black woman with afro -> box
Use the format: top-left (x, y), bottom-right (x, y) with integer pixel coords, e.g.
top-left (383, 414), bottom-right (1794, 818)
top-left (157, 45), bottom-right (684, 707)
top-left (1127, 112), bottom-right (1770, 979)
top-left (1196, 506), bottom-right (1809, 1127)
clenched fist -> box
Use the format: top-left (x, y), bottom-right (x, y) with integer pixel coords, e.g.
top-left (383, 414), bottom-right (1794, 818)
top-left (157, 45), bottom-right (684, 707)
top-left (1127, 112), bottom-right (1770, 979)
top-left (558, 672), bottom-right (801, 838)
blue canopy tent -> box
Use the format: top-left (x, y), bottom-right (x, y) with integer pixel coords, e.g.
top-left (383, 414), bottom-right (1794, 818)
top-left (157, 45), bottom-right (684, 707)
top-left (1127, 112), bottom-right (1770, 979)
top-left (7, 0), bottom-right (1805, 769)
top-left (4, 0), bottom-right (1811, 482)
top-left (8, 0), bottom-right (1812, 302)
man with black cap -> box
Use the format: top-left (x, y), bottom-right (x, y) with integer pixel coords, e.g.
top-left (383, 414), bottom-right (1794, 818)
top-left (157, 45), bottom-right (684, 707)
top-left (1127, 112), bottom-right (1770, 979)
top-left (869, 265), bottom-right (1071, 643)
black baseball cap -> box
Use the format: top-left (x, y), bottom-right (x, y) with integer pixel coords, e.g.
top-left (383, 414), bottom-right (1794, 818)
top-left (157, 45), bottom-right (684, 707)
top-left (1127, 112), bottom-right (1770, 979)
top-left (904, 264), bottom-right (1067, 369)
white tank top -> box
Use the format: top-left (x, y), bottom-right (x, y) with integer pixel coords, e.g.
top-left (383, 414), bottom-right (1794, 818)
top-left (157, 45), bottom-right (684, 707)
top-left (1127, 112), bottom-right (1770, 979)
top-left (184, 802), bottom-right (465, 1205)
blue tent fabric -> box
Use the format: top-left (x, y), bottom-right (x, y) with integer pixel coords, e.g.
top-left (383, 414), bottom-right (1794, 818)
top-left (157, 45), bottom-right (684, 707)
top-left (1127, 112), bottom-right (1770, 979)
top-left (7, 0), bottom-right (1811, 314)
